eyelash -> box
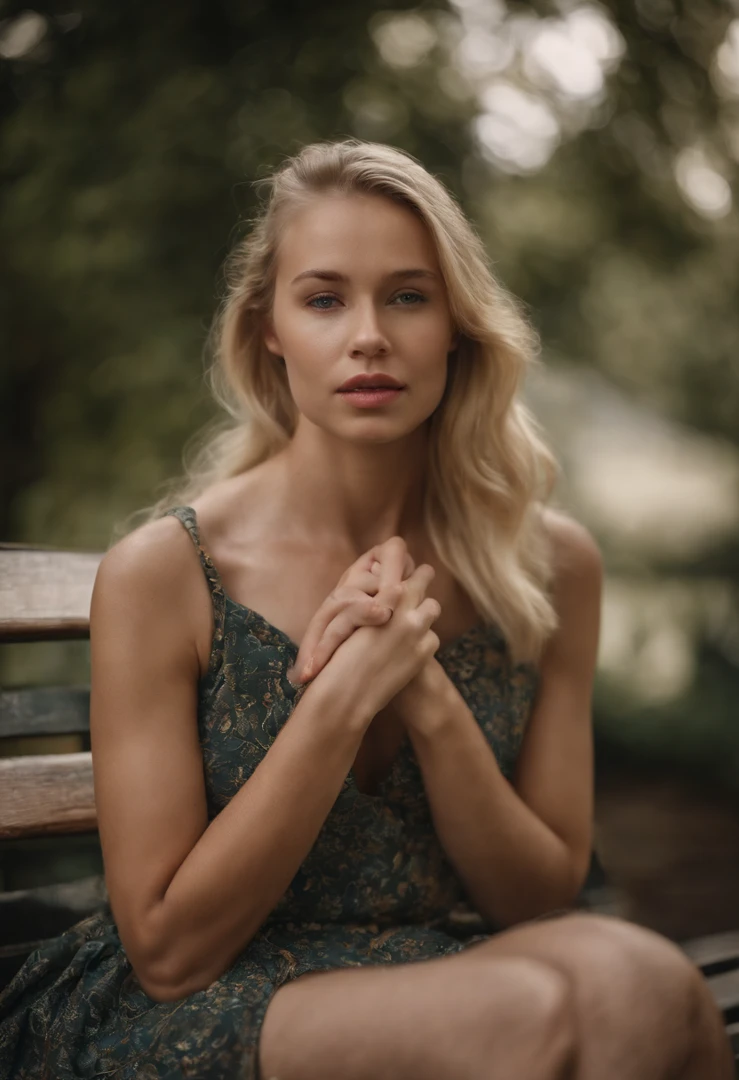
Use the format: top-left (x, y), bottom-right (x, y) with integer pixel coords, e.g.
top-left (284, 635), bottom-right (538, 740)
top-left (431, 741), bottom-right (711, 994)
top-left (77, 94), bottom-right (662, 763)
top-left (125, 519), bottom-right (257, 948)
top-left (306, 291), bottom-right (428, 311)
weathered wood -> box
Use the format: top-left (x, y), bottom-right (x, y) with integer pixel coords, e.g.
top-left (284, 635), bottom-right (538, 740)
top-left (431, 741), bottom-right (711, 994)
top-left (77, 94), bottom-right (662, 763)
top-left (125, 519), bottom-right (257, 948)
top-left (0, 752), bottom-right (96, 838)
top-left (681, 931), bottom-right (739, 976)
top-left (0, 874), bottom-right (108, 947)
top-left (0, 687), bottom-right (90, 738)
top-left (0, 546), bottom-right (102, 643)
top-left (726, 1020), bottom-right (739, 1057)
top-left (705, 967), bottom-right (739, 1016)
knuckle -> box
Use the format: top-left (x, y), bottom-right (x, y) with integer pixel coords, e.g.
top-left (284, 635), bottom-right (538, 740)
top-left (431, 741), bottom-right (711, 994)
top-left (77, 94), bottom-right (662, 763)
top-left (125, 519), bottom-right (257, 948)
top-left (382, 582), bottom-right (403, 604)
top-left (331, 585), bottom-right (354, 604)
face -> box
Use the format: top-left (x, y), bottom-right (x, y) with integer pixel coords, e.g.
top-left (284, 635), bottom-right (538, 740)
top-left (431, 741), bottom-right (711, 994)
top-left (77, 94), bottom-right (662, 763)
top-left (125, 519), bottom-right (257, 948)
top-left (263, 192), bottom-right (458, 443)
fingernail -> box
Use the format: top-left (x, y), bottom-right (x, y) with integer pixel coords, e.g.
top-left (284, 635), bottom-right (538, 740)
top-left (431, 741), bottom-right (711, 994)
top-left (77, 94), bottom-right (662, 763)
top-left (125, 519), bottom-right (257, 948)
top-left (303, 656), bottom-right (315, 679)
top-left (286, 665), bottom-right (303, 686)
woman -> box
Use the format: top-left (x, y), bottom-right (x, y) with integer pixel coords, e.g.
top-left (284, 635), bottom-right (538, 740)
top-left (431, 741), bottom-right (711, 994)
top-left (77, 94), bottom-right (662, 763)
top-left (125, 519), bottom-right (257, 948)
top-left (0, 139), bottom-right (731, 1079)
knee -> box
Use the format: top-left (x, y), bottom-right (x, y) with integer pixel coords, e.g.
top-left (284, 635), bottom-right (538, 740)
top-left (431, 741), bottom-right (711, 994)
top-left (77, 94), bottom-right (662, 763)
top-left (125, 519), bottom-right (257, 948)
top-left (554, 912), bottom-right (684, 969)
top-left (478, 958), bottom-right (577, 1079)
top-left (576, 916), bottom-right (733, 1073)
top-left (555, 914), bottom-right (715, 1025)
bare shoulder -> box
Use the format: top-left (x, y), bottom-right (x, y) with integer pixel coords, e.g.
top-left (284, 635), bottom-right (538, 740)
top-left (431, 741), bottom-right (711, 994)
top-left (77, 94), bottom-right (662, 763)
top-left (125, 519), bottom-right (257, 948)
top-left (96, 515), bottom-right (198, 599)
top-left (538, 507), bottom-right (603, 669)
top-left (92, 515), bottom-right (212, 679)
top-left (540, 505), bottom-right (603, 587)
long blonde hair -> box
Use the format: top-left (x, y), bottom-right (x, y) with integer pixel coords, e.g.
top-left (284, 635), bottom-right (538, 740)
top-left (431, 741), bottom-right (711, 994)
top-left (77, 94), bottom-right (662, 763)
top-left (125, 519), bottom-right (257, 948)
top-left (130, 138), bottom-right (560, 665)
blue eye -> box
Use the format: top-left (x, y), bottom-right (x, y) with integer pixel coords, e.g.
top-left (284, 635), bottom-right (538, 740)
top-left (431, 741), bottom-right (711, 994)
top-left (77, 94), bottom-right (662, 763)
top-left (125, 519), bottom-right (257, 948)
top-left (306, 291), bottom-right (428, 310)
top-left (307, 294), bottom-right (337, 309)
top-left (394, 291), bottom-right (426, 304)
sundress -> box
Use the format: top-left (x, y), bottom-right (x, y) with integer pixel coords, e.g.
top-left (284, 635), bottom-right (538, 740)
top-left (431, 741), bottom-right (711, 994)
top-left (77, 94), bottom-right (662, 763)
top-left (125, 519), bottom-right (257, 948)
top-left (0, 505), bottom-right (540, 1079)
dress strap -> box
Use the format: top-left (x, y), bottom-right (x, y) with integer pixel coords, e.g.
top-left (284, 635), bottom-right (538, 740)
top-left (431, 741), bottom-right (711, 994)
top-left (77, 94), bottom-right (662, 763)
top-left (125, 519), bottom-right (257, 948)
top-left (163, 506), bottom-right (226, 673)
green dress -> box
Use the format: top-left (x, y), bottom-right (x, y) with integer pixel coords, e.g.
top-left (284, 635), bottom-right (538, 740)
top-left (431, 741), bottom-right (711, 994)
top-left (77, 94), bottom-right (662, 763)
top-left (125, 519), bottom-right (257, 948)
top-left (0, 506), bottom-right (540, 1079)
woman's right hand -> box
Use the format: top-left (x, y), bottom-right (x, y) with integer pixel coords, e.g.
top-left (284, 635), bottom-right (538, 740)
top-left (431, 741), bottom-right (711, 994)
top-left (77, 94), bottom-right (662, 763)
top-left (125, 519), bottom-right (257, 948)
top-left (308, 560), bottom-right (442, 721)
top-left (286, 536), bottom-right (416, 686)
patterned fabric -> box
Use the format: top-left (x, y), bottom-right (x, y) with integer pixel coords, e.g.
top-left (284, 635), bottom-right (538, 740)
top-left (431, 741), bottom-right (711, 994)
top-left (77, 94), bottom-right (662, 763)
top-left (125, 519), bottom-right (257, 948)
top-left (0, 505), bottom-right (540, 1079)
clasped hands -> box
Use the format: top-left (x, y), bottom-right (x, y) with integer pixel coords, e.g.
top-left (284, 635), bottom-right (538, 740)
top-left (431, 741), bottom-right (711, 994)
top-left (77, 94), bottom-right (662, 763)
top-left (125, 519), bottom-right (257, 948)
top-left (286, 536), bottom-right (446, 728)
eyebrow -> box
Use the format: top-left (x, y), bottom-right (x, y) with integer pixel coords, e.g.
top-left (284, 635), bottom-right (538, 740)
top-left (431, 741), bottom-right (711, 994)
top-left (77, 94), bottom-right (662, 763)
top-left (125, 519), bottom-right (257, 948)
top-left (290, 268), bottom-right (439, 286)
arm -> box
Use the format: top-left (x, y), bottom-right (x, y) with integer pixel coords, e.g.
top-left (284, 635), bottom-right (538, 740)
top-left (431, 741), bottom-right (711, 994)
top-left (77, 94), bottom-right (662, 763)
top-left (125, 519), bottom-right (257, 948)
top-left (90, 519), bottom-right (369, 1003)
top-left (395, 512), bottom-right (602, 928)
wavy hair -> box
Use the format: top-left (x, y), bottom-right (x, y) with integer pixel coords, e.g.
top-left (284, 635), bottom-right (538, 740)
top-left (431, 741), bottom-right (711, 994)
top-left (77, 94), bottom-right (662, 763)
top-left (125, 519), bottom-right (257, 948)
top-left (131, 138), bottom-right (560, 665)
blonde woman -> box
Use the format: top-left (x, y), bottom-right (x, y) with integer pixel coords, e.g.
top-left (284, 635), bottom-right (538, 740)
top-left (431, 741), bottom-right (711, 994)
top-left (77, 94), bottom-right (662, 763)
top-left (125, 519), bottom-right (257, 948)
top-left (0, 139), bottom-right (731, 1080)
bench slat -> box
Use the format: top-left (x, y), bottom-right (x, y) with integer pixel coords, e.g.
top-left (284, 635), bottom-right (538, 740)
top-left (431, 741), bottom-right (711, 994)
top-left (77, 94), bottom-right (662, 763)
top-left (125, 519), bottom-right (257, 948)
top-left (0, 687), bottom-right (90, 738)
top-left (726, 1020), bottom-right (739, 1057)
top-left (681, 931), bottom-right (739, 975)
top-left (0, 547), bottom-right (102, 643)
top-left (0, 752), bottom-right (96, 838)
top-left (0, 874), bottom-right (108, 947)
top-left (705, 968), bottom-right (739, 1016)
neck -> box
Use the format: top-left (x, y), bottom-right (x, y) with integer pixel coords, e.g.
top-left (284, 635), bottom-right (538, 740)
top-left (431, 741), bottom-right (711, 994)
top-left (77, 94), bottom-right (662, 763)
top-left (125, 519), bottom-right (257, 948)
top-left (272, 419), bottom-right (430, 554)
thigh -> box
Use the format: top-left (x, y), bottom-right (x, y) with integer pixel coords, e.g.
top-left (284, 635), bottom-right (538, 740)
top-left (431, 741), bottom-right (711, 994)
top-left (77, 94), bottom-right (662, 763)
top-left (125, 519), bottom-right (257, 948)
top-left (258, 946), bottom-right (576, 1080)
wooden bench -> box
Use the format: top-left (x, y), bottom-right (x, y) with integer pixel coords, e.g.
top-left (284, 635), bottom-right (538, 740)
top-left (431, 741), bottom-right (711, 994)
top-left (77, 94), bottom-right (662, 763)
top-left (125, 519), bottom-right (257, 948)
top-left (0, 543), bottom-right (105, 989)
top-left (2, 540), bottom-right (738, 1067)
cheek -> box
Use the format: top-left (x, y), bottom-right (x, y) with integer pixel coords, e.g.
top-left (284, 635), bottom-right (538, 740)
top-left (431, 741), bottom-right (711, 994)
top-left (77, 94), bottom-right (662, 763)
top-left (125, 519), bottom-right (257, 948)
top-left (401, 308), bottom-right (453, 351)
top-left (281, 312), bottom-right (342, 361)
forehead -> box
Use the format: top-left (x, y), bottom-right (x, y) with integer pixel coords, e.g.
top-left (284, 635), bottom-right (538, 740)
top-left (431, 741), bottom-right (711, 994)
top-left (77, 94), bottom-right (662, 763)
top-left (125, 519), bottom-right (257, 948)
top-left (276, 192), bottom-right (439, 276)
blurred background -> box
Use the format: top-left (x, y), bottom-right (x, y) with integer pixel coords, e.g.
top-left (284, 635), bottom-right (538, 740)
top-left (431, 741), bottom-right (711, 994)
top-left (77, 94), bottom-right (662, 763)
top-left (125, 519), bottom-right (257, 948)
top-left (1, 0), bottom-right (738, 941)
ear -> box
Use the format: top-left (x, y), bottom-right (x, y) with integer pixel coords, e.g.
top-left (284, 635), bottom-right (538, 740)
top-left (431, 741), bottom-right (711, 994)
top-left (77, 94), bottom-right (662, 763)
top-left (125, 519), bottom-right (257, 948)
top-left (449, 328), bottom-right (460, 352)
top-left (262, 316), bottom-right (282, 357)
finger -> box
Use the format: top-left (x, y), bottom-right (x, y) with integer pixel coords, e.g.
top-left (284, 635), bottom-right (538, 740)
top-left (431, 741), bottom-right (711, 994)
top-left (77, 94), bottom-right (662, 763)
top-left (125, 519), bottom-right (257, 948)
top-left (293, 574), bottom-right (382, 672)
top-left (292, 541), bottom-right (412, 684)
top-left (396, 563), bottom-right (436, 610)
top-left (416, 596), bottom-right (442, 624)
top-left (337, 545), bottom-right (393, 588)
top-left (307, 597), bottom-right (391, 681)
top-left (375, 538), bottom-right (412, 602)
top-left (353, 536), bottom-right (407, 576)
top-left (370, 551), bottom-right (415, 579)
top-left (410, 598), bottom-right (442, 657)
top-left (290, 588), bottom-right (389, 684)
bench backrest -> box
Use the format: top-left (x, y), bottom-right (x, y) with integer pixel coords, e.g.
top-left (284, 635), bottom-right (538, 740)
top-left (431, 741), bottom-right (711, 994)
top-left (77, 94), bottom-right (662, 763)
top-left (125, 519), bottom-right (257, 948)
top-left (0, 544), bottom-right (104, 987)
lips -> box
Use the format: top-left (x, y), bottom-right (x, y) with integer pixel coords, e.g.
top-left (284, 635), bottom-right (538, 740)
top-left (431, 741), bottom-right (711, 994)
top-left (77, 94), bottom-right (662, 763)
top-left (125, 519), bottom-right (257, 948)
top-left (337, 373), bottom-right (405, 392)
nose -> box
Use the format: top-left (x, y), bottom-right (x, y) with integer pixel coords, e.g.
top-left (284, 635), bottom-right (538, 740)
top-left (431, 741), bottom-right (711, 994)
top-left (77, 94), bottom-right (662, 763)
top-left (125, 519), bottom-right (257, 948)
top-left (348, 299), bottom-right (390, 358)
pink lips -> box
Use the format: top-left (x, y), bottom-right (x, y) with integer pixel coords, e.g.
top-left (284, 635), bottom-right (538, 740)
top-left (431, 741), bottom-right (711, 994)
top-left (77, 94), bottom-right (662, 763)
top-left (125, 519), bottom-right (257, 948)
top-left (338, 387), bottom-right (404, 408)
top-left (337, 373), bottom-right (405, 392)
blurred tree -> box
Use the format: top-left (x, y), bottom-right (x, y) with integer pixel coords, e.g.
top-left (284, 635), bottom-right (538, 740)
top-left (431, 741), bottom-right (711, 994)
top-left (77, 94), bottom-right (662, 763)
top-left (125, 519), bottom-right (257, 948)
top-left (0, 0), bottom-right (477, 547)
top-left (426, 0), bottom-right (739, 788)
top-left (1, 0), bottom-right (738, 786)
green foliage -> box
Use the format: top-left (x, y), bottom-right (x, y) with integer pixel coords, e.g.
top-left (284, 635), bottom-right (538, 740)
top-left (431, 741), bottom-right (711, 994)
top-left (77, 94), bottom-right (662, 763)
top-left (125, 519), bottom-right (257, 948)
top-left (1, 0), bottom-right (737, 783)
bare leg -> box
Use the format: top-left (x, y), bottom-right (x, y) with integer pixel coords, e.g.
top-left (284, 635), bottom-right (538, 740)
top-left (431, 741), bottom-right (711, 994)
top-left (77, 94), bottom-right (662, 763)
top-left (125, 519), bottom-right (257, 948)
top-left (258, 950), bottom-right (577, 1080)
top-left (467, 912), bottom-right (734, 1080)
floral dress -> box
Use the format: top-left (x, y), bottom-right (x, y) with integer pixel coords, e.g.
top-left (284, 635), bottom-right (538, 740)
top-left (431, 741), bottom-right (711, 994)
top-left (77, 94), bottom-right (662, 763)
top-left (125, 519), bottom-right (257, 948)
top-left (0, 506), bottom-right (540, 1080)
